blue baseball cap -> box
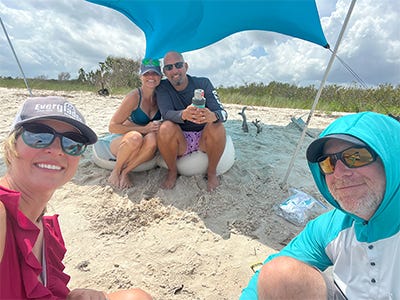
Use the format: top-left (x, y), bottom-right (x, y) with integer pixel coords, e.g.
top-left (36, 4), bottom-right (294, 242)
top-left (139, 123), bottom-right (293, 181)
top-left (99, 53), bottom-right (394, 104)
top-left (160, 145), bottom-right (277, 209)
top-left (140, 58), bottom-right (162, 76)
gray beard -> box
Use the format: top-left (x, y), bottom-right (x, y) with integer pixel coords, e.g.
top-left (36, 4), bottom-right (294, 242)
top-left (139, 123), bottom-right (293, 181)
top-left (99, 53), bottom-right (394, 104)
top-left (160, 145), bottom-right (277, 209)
top-left (337, 191), bottom-right (382, 220)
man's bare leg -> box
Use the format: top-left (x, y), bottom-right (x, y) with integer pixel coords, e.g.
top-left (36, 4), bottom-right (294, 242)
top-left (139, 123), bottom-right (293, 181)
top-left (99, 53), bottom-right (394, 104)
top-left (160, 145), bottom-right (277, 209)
top-left (157, 121), bottom-right (186, 189)
top-left (162, 169), bottom-right (179, 189)
top-left (200, 123), bottom-right (226, 191)
top-left (206, 173), bottom-right (219, 192)
top-left (258, 256), bottom-right (327, 299)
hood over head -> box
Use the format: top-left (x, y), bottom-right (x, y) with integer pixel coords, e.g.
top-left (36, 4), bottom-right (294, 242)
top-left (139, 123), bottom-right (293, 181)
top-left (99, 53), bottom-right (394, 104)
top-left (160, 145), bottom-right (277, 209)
top-left (307, 112), bottom-right (400, 241)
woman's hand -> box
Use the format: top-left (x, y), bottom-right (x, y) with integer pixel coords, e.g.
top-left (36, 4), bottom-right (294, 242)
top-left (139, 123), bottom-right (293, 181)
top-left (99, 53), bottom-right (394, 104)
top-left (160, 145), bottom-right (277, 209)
top-left (67, 288), bottom-right (108, 300)
top-left (144, 120), bottom-right (161, 134)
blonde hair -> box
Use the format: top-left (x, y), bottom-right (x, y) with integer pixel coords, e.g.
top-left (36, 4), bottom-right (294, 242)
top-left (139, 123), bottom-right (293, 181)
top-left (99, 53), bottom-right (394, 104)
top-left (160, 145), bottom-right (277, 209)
top-left (3, 128), bottom-right (22, 168)
top-left (2, 127), bottom-right (48, 219)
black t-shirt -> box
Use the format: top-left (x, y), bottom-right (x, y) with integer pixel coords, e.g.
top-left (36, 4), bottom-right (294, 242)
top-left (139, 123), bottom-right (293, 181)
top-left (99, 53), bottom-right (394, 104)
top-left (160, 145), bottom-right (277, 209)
top-left (156, 75), bottom-right (227, 132)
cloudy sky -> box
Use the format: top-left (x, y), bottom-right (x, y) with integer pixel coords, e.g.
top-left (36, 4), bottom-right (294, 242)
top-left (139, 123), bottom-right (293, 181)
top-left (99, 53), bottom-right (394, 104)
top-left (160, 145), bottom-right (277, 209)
top-left (1, 0), bottom-right (399, 88)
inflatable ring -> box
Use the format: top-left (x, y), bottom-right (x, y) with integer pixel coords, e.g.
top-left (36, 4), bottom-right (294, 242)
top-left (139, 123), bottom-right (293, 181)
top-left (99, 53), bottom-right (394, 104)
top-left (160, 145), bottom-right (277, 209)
top-left (157, 135), bottom-right (235, 176)
top-left (92, 136), bottom-right (157, 172)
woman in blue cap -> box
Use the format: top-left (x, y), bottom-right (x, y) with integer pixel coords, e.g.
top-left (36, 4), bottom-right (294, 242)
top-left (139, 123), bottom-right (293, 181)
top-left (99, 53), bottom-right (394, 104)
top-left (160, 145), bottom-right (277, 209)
top-left (108, 58), bottom-right (162, 189)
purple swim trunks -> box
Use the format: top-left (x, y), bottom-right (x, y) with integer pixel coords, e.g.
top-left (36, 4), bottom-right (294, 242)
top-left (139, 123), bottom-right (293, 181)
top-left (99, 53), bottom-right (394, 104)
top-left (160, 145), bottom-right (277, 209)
top-left (182, 131), bottom-right (203, 156)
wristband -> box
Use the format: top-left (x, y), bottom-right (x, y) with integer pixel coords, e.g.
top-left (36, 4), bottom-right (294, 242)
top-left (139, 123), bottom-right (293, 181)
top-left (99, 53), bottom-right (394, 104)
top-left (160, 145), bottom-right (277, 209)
top-left (213, 112), bottom-right (220, 123)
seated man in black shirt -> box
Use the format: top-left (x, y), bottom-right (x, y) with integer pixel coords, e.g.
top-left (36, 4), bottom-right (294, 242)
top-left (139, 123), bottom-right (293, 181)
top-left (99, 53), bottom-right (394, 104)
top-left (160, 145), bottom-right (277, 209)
top-left (156, 51), bottom-right (228, 191)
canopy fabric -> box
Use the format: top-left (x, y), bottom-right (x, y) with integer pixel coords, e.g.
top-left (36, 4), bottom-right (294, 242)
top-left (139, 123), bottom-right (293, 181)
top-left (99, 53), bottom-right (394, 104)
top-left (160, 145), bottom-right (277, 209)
top-left (86, 0), bottom-right (329, 59)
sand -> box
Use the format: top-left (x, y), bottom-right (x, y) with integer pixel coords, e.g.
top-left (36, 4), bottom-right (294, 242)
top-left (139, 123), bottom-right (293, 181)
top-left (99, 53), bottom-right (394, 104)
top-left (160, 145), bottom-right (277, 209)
top-left (0, 87), bottom-right (345, 299)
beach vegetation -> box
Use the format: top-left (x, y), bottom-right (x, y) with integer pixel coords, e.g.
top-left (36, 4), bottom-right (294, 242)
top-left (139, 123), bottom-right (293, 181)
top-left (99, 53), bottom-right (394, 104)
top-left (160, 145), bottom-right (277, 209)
top-left (1, 57), bottom-right (399, 116)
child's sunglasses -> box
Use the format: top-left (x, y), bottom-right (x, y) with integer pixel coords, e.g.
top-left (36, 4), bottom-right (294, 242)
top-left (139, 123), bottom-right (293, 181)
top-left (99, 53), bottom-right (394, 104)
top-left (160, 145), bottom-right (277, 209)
top-left (317, 146), bottom-right (377, 175)
top-left (20, 123), bottom-right (89, 156)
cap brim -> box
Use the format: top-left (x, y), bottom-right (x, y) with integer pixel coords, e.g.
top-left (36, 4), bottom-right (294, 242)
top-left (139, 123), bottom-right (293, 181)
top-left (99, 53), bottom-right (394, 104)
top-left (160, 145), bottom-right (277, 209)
top-left (140, 69), bottom-right (162, 76)
top-left (306, 134), bottom-right (366, 162)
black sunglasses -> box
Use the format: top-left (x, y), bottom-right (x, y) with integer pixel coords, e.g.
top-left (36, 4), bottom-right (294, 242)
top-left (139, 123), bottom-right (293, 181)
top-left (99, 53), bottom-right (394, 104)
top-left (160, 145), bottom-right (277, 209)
top-left (21, 123), bottom-right (89, 156)
top-left (163, 61), bottom-right (184, 71)
top-left (317, 146), bottom-right (377, 175)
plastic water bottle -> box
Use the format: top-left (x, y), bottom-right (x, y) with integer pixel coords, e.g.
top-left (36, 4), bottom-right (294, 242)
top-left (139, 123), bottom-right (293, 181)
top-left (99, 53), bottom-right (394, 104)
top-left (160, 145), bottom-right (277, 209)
top-left (192, 89), bottom-right (206, 108)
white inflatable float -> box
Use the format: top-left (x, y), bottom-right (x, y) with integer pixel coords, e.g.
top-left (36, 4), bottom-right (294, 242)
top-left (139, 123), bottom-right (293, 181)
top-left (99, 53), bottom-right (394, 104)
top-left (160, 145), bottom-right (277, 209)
top-left (92, 135), bottom-right (235, 176)
top-left (157, 135), bottom-right (235, 176)
top-left (92, 137), bottom-right (158, 172)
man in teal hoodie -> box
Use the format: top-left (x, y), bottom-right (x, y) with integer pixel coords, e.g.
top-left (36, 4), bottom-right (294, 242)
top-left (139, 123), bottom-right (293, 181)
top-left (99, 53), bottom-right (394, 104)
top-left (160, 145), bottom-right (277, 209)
top-left (240, 111), bottom-right (400, 299)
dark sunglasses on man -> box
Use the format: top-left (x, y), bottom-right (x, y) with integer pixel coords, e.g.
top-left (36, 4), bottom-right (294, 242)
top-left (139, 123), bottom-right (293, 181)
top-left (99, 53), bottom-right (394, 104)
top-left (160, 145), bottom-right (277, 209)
top-left (163, 61), bottom-right (185, 71)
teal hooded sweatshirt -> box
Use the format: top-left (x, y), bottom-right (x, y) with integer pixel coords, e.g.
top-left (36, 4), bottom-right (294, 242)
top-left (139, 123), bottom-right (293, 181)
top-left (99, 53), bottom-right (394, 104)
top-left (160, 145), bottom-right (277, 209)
top-left (240, 112), bottom-right (400, 299)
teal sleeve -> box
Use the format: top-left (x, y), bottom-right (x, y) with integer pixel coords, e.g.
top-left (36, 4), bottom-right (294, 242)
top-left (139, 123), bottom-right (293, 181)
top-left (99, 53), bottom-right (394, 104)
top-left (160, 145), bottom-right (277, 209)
top-left (239, 269), bottom-right (260, 299)
top-left (239, 210), bottom-right (346, 299)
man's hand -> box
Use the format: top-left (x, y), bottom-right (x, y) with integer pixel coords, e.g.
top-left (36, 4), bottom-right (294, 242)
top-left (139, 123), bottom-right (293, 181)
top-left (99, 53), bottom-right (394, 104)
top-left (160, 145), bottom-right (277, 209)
top-left (182, 106), bottom-right (217, 124)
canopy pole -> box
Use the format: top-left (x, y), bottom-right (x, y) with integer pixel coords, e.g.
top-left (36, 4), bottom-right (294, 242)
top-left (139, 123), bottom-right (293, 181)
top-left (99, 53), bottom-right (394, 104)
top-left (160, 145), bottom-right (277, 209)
top-left (281, 0), bottom-right (357, 188)
top-left (1, 17), bottom-right (33, 96)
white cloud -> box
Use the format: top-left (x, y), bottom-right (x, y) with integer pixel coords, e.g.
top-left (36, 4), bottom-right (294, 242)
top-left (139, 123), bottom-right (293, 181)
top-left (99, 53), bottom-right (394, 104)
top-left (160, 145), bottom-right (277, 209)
top-left (1, 0), bottom-right (399, 87)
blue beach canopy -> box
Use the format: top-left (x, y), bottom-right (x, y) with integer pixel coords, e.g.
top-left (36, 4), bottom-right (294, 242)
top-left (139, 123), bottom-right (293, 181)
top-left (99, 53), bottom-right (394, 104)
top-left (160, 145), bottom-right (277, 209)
top-left (86, 0), bottom-right (329, 59)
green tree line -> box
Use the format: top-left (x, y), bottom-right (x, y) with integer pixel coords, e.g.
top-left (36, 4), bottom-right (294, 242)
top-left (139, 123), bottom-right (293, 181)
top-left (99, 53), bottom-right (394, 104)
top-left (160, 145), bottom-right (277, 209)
top-left (1, 56), bottom-right (399, 116)
top-left (217, 82), bottom-right (400, 116)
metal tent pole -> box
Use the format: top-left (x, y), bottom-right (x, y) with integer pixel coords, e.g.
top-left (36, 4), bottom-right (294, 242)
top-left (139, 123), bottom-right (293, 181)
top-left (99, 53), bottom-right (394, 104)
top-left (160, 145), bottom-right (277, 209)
top-left (1, 16), bottom-right (33, 96)
top-left (281, 0), bottom-right (357, 188)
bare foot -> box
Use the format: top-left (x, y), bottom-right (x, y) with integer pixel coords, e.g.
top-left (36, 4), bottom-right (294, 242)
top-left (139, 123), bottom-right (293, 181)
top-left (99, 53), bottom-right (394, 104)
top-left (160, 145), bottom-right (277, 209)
top-left (108, 170), bottom-right (121, 188)
top-left (119, 173), bottom-right (133, 189)
top-left (161, 170), bottom-right (178, 189)
top-left (207, 173), bottom-right (220, 192)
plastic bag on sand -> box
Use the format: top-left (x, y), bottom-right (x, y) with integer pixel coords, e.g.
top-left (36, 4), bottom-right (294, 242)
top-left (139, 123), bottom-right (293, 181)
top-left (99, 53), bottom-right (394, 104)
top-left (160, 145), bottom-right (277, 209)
top-left (276, 188), bottom-right (329, 227)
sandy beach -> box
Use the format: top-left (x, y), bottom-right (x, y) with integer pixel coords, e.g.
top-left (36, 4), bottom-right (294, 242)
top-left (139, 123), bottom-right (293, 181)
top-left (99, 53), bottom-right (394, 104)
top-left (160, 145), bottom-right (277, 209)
top-left (0, 87), bottom-right (345, 299)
